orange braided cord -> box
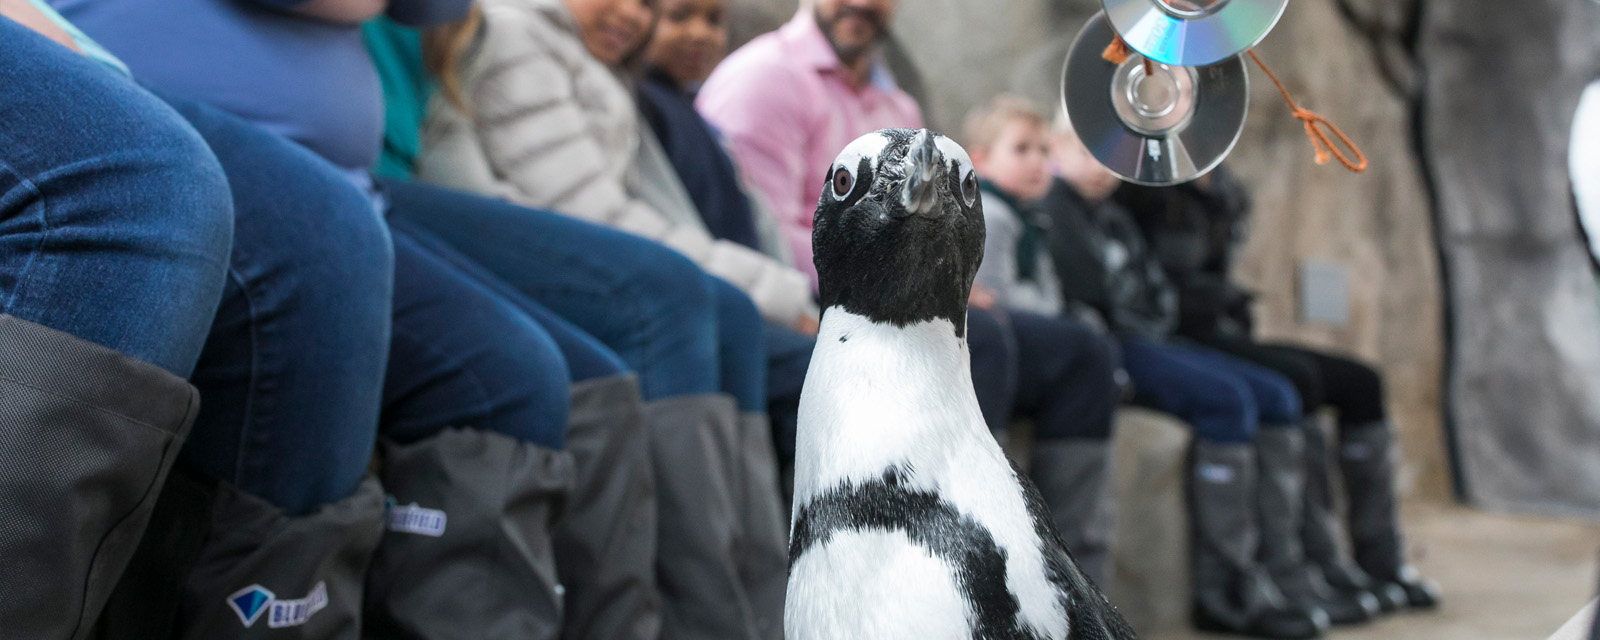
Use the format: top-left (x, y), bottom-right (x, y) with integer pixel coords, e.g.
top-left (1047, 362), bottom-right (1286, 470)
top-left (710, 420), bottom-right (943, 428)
top-left (1102, 35), bottom-right (1132, 64)
top-left (1246, 50), bottom-right (1367, 172)
top-left (1103, 34), bottom-right (1156, 75)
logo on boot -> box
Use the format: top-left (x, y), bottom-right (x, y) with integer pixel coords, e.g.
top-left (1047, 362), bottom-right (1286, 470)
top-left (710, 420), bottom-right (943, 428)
top-left (386, 497), bottom-right (448, 537)
top-left (1196, 462), bottom-right (1236, 484)
top-left (226, 582), bottom-right (329, 628)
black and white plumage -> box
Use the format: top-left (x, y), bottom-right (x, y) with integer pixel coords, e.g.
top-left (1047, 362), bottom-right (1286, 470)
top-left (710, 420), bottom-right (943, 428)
top-left (786, 129), bottom-right (1137, 640)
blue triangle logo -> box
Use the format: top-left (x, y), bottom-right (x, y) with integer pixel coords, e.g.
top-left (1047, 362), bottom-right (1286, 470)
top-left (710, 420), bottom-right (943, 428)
top-left (226, 584), bottom-right (276, 628)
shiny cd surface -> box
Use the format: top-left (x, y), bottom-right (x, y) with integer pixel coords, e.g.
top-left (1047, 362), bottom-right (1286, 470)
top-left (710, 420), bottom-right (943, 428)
top-left (1061, 12), bottom-right (1248, 186)
top-left (1100, 0), bottom-right (1286, 66)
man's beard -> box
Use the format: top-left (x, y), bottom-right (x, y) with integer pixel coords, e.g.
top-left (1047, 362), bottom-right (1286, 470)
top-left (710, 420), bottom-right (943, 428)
top-left (815, 6), bottom-right (886, 64)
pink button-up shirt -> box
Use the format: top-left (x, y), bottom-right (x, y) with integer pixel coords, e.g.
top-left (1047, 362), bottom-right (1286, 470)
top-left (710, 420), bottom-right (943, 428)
top-left (697, 11), bottom-right (923, 290)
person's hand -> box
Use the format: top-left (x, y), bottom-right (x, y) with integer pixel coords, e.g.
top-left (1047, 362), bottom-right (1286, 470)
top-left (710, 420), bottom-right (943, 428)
top-left (795, 313), bottom-right (820, 337)
top-left (1, 0), bottom-right (81, 52)
top-left (968, 284), bottom-right (996, 310)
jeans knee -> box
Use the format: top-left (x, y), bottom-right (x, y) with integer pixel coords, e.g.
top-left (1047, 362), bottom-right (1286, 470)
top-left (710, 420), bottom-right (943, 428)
top-left (1187, 377), bottom-right (1257, 444)
top-left (711, 277), bottom-right (766, 412)
top-left (142, 130), bottom-right (236, 271)
top-left (636, 244), bottom-right (716, 323)
top-left (431, 317), bottom-right (571, 450)
top-left (1084, 334), bottom-right (1122, 394)
top-left (1254, 375), bottom-right (1303, 425)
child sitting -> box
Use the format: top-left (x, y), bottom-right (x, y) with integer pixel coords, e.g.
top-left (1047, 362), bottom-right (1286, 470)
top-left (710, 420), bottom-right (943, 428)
top-left (962, 95), bottom-right (1126, 587)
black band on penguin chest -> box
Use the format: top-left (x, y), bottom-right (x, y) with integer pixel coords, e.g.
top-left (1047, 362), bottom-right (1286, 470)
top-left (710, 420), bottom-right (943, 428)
top-left (789, 468), bottom-right (1040, 640)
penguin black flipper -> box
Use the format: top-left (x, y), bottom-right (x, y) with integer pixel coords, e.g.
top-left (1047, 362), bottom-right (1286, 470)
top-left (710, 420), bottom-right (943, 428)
top-left (1011, 461), bottom-right (1138, 640)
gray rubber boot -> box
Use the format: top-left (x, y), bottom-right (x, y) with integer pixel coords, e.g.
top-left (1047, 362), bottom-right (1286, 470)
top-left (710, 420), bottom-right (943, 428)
top-left (557, 375), bottom-right (664, 640)
top-left (363, 428), bottom-right (576, 640)
top-left (1029, 438), bottom-right (1117, 588)
top-left (177, 476), bottom-right (385, 638)
top-left (0, 315), bottom-right (200, 640)
top-left (1257, 428), bottom-right (1376, 626)
top-left (1190, 441), bottom-right (1327, 639)
top-left (645, 394), bottom-right (756, 640)
top-left (1299, 419), bottom-right (1399, 612)
top-left (734, 412), bottom-right (789, 640)
top-left (1339, 421), bottom-right (1439, 609)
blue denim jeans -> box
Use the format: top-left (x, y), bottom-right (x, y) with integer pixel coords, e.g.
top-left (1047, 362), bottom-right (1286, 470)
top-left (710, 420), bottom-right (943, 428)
top-left (168, 98), bottom-right (579, 516)
top-left (0, 19), bottom-right (231, 378)
top-left (1010, 310), bottom-right (1120, 441)
top-left (379, 177), bottom-right (767, 411)
top-left (1121, 336), bottom-right (1302, 443)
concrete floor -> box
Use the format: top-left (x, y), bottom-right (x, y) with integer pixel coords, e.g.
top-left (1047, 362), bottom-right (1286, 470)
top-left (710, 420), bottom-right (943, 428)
top-left (1145, 502), bottom-right (1600, 640)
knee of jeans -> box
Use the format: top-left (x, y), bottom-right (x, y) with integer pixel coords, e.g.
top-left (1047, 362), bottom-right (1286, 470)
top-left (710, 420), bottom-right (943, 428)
top-left (711, 278), bottom-right (767, 412)
top-left (1187, 377), bottom-right (1257, 444)
top-left (143, 127), bottom-right (236, 274)
top-left (712, 278), bottom-right (764, 344)
top-left (629, 248), bottom-right (719, 378)
top-left (463, 320), bottom-right (572, 450)
top-left (1085, 335), bottom-right (1122, 393)
top-left (634, 247), bottom-right (716, 325)
top-left (1254, 376), bottom-right (1303, 425)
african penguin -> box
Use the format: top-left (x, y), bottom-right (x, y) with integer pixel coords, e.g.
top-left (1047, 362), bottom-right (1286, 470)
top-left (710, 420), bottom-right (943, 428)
top-left (786, 129), bottom-right (1137, 640)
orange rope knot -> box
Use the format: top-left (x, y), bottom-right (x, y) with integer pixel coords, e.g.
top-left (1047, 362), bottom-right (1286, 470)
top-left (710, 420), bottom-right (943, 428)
top-left (1101, 35), bottom-right (1133, 65)
top-left (1103, 34), bottom-right (1156, 77)
top-left (1245, 50), bottom-right (1367, 173)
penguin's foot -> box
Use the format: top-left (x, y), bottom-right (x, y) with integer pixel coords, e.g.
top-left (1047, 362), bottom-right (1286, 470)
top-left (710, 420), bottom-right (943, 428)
top-left (1193, 603), bottom-right (1330, 639)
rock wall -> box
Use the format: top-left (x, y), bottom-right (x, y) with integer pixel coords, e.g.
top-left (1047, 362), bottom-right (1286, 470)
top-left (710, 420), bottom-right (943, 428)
top-left (728, 0), bottom-right (1453, 500)
top-left (1416, 0), bottom-right (1600, 517)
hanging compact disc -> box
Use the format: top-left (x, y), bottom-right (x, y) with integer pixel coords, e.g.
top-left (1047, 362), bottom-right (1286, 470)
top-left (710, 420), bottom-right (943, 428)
top-left (1100, 0), bottom-right (1286, 67)
top-left (1061, 12), bottom-right (1248, 186)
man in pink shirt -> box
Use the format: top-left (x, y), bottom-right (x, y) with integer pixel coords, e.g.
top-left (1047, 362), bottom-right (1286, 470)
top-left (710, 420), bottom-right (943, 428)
top-left (698, 0), bottom-right (919, 290)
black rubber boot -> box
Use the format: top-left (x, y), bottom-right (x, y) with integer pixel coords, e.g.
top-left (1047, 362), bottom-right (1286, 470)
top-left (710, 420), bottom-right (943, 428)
top-left (555, 375), bottom-right (664, 640)
top-left (0, 315), bottom-right (201, 639)
top-left (1257, 427), bottom-right (1379, 626)
top-left (733, 412), bottom-right (789, 640)
top-left (1300, 419), bottom-right (1404, 613)
top-left (1030, 438), bottom-right (1118, 588)
top-left (364, 429), bottom-right (577, 640)
top-left (179, 478), bottom-right (386, 639)
top-left (1190, 442), bottom-right (1329, 639)
top-left (645, 394), bottom-right (758, 640)
top-left (1339, 421), bottom-right (1441, 610)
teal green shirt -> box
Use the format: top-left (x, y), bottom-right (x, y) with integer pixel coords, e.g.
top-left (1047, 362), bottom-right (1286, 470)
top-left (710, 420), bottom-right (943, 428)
top-left (362, 17), bottom-right (432, 180)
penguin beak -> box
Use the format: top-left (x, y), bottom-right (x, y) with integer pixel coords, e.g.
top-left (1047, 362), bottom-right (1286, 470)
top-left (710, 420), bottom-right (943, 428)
top-left (901, 131), bottom-right (943, 216)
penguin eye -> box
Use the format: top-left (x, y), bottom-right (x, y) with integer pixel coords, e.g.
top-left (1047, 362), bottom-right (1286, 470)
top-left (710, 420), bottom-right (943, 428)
top-left (960, 170), bottom-right (979, 207)
top-left (831, 165), bottom-right (855, 200)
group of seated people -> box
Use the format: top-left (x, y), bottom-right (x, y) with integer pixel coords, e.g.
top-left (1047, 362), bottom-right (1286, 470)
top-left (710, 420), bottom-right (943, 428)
top-left (0, 0), bottom-right (1437, 638)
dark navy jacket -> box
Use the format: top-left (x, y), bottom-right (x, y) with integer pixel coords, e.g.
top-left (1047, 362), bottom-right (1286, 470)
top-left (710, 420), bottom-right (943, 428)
top-left (636, 72), bottom-right (762, 250)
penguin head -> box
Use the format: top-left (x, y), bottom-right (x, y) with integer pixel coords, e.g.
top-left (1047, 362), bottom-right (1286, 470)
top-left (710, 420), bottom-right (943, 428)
top-left (811, 128), bottom-right (986, 336)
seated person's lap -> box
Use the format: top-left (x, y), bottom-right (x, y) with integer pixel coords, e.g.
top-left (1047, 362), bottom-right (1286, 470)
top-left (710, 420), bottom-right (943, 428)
top-left (378, 176), bottom-right (722, 401)
top-left (0, 20), bottom-right (231, 377)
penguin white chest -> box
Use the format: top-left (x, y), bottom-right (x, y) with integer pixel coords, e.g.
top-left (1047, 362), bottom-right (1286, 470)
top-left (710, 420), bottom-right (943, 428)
top-left (785, 529), bottom-right (971, 640)
top-left (788, 311), bottom-right (1069, 640)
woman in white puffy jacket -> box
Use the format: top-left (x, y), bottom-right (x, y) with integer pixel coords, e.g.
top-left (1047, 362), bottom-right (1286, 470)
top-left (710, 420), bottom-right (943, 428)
top-left (416, 0), bottom-right (819, 331)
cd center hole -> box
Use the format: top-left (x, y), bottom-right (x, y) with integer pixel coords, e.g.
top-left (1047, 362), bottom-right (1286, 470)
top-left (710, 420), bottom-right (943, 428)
top-left (1132, 70), bottom-right (1178, 116)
